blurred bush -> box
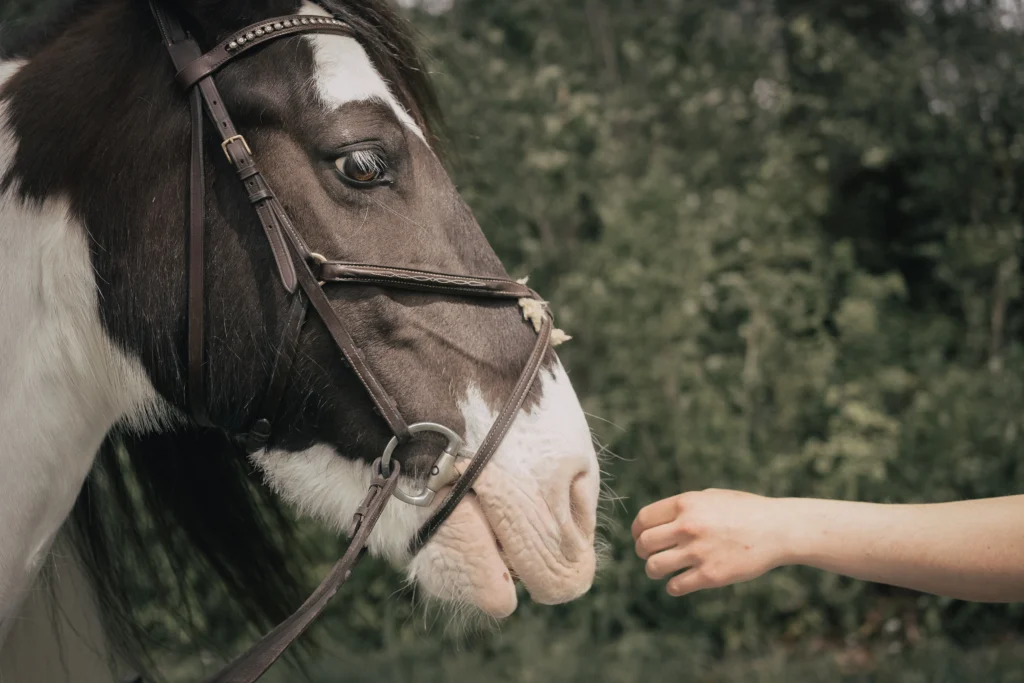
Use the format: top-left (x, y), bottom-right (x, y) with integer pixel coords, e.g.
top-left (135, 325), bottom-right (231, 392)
top-left (411, 0), bottom-right (1024, 657)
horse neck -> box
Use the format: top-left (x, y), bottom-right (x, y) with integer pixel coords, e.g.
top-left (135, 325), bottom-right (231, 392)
top-left (0, 59), bottom-right (165, 633)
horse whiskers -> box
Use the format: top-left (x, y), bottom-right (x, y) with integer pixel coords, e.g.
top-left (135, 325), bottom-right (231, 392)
top-left (583, 410), bottom-right (627, 432)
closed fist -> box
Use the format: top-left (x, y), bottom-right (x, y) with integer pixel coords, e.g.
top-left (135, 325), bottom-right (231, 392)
top-left (631, 489), bottom-right (791, 596)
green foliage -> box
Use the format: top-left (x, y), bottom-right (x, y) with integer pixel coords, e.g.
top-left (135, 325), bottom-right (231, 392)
top-left (5, 0), bottom-right (1024, 678)
top-left (402, 0), bottom-right (1024, 659)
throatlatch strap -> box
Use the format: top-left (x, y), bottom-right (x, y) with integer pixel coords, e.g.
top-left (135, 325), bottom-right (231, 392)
top-left (206, 460), bottom-right (400, 683)
top-left (151, 1), bottom-right (213, 427)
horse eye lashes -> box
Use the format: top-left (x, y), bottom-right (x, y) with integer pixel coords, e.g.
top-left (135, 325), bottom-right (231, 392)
top-left (346, 149), bottom-right (387, 172)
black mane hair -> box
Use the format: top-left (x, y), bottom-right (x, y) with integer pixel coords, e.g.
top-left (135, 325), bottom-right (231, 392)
top-left (6, 0), bottom-right (452, 676)
top-left (0, 0), bottom-right (83, 57)
top-left (71, 430), bottom-right (312, 677)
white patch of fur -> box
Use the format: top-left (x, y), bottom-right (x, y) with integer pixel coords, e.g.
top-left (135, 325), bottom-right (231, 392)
top-left (0, 61), bottom-right (166, 659)
top-left (0, 59), bottom-right (26, 85)
top-left (458, 360), bottom-right (597, 498)
top-left (298, 2), bottom-right (428, 143)
top-left (250, 445), bottom-right (429, 564)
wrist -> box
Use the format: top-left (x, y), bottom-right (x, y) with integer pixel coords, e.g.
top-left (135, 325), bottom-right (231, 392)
top-left (769, 496), bottom-right (823, 567)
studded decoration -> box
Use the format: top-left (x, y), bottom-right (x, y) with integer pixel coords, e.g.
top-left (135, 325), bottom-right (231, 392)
top-left (223, 16), bottom-right (349, 51)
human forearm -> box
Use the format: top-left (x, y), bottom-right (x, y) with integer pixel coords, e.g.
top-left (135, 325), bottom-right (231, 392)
top-left (779, 495), bottom-right (1024, 602)
top-left (633, 490), bottom-right (1024, 601)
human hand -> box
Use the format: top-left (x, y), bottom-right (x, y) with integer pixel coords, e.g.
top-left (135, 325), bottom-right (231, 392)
top-left (631, 489), bottom-right (793, 596)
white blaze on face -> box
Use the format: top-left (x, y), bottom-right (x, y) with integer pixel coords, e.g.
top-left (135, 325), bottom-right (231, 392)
top-left (298, 2), bottom-right (426, 142)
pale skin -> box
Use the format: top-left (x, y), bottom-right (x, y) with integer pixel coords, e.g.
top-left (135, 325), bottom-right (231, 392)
top-left (632, 489), bottom-right (1024, 602)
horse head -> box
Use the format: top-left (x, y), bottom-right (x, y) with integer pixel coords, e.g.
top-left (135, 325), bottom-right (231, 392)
top-left (0, 0), bottom-right (601, 666)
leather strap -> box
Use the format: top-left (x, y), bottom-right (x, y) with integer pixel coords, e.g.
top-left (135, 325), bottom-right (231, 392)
top-left (196, 75), bottom-right (298, 294)
top-left (186, 87), bottom-right (211, 426)
top-left (152, 2), bottom-right (212, 426)
top-left (316, 262), bottom-right (538, 299)
top-left (175, 16), bottom-right (354, 89)
top-left (206, 459), bottom-right (400, 683)
top-left (281, 216), bottom-right (412, 441)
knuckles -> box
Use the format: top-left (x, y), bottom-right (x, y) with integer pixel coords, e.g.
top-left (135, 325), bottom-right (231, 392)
top-left (644, 558), bottom-right (662, 579)
top-left (697, 565), bottom-right (725, 587)
top-left (632, 510), bottom-right (653, 535)
top-left (634, 529), bottom-right (657, 558)
top-left (674, 517), bottom-right (704, 538)
top-left (645, 553), bottom-right (677, 579)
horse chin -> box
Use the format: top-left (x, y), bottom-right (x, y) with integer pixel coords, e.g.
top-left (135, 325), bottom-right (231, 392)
top-left (407, 492), bottom-right (518, 619)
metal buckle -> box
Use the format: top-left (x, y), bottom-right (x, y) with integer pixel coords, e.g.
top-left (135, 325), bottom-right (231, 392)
top-left (309, 252), bottom-right (326, 284)
top-left (380, 422), bottom-right (469, 507)
top-left (221, 134), bottom-right (252, 162)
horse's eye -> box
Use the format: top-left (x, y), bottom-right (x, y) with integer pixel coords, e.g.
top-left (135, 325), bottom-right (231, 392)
top-left (335, 149), bottom-right (388, 186)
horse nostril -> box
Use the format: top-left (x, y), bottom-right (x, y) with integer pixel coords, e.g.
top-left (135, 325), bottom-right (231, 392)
top-left (569, 468), bottom-right (596, 540)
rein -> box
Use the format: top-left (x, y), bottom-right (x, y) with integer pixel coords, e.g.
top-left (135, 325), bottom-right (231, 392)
top-left (146, 3), bottom-right (555, 681)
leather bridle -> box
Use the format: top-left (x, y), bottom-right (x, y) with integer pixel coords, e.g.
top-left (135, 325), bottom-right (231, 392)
top-left (147, 3), bottom-right (555, 681)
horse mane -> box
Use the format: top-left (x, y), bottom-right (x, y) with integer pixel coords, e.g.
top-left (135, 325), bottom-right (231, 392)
top-left (19, 0), bottom-right (450, 675)
top-left (70, 431), bottom-right (313, 676)
top-left (0, 0), bottom-right (112, 59)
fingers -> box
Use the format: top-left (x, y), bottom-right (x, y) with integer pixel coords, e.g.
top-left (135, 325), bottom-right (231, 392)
top-left (635, 520), bottom-right (689, 559)
top-left (631, 495), bottom-right (682, 540)
top-left (666, 567), bottom-right (720, 597)
top-left (645, 547), bottom-right (697, 580)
